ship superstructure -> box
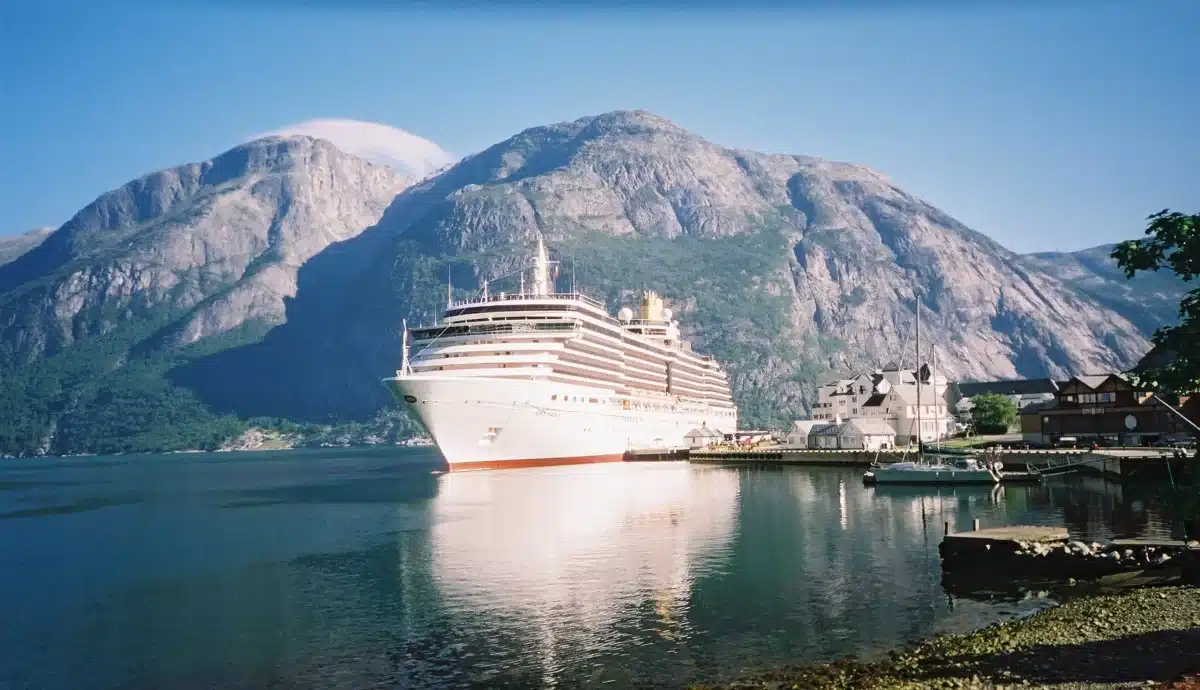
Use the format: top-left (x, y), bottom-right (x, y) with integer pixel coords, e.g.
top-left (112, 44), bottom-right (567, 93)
top-left (382, 237), bottom-right (738, 470)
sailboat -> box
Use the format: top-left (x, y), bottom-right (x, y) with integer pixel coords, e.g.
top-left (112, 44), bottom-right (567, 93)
top-left (863, 296), bottom-right (1001, 485)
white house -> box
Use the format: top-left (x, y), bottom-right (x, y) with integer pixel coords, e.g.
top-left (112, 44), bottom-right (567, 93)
top-left (803, 417), bottom-right (897, 450)
top-left (838, 418), bottom-right (897, 451)
top-left (808, 422), bottom-right (842, 449)
top-left (785, 420), bottom-right (827, 449)
top-left (684, 425), bottom-right (724, 449)
top-left (816, 362), bottom-right (954, 445)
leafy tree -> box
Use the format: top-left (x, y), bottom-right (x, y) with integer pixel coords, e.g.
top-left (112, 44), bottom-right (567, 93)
top-left (969, 392), bottom-right (1017, 434)
top-left (1112, 210), bottom-right (1199, 393)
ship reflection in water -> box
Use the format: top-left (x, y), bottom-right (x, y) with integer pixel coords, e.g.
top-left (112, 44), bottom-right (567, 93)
top-left (414, 462), bottom-right (740, 687)
top-left (0, 450), bottom-right (1182, 690)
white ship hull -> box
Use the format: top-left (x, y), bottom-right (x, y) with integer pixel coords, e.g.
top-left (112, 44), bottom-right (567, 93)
top-left (384, 374), bottom-right (736, 471)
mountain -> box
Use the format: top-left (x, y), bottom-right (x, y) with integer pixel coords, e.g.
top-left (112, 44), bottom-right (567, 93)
top-left (173, 110), bottom-right (1180, 428)
top-left (1020, 244), bottom-right (1186, 336)
top-left (257, 119), bottom-right (456, 181)
top-left (0, 227), bottom-right (53, 266)
top-left (0, 110), bottom-right (1184, 455)
top-left (0, 135), bottom-right (407, 454)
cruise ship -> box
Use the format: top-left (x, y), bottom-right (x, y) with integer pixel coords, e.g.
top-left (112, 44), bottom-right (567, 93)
top-left (382, 236), bottom-right (739, 470)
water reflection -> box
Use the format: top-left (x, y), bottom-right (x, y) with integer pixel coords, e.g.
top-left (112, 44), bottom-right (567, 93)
top-left (0, 453), bottom-right (1184, 690)
top-left (422, 462), bottom-right (740, 687)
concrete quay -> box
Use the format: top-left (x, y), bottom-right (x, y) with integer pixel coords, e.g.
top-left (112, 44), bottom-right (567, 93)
top-left (685, 447), bottom-right (1185, 479)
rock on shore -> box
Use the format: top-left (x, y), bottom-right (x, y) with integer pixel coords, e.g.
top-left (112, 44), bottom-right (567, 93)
top-left (691, 586), bottom-right (1200, 689)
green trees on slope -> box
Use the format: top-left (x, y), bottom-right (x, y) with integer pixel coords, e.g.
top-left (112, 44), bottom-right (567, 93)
top-left (1112, 210), bottom-right (1199, 393)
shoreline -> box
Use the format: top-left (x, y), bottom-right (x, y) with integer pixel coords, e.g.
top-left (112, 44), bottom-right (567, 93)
top-left (690, 586), bottom-right (1200, 689)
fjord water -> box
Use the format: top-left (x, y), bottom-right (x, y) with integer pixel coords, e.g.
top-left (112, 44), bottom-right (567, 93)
top-left (0, 450), bottom-right (1178, 689)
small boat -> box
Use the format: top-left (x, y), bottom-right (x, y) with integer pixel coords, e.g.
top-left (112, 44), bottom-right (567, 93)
top-left (863, 456), bottom-right (1001, 485)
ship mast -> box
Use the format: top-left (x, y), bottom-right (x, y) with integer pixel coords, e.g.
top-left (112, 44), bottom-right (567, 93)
top-left (932, 343), bottom-right (939, 451)
top-left (401, 319), bottom-right (410, 375)
top-left (532, 234), bottom-right (551, 297)
top-left (915, 295), bottom-right (922, 455)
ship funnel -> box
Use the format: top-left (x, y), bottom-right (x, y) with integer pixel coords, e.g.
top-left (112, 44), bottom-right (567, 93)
top-left (640, 290), bottom-right (664, 321)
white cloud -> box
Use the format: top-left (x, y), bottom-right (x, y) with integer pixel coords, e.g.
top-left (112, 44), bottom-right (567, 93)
top-left (252, 118), bottom-right (457, 180)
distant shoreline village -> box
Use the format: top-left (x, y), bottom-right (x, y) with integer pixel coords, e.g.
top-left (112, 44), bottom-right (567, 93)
top-left (764, 369), bottom-right (1199, 454)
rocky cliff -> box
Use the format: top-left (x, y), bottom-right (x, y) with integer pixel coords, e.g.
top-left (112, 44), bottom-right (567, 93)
top-left (1020, 243), bottom-right (1186, 337)
top-left (0, 136), bottom-right (407, 454)
top-left (0, 110), bottom-right (1183, 455)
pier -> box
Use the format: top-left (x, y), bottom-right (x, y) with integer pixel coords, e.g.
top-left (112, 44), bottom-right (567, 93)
top-left (685, 446), bottom-right (1186, 480)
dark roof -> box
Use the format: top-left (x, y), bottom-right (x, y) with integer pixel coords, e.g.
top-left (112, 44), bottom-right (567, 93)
top-left (1019, 400), bottom-right (1057, 415)
top-left (862, 393), bottom-right (887, 408)
top-left (1073, 373), bottom-right (1128, 389)
top-left (882, 361), bottom-right (900, 372)
top-left (810, 423), bottom-right (842, 437)
top-left (957, 378), bottom-right (1059, 397)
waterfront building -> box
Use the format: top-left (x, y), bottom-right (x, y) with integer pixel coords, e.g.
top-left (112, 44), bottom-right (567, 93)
top-left (1019, 373), bottom-right (1198, 446)
top-left (785, 420), bottom-right (827, 448)
top-left (684, 425), bottom-right (724, 449)
top-left (814, 362), bottom-right (953, 445)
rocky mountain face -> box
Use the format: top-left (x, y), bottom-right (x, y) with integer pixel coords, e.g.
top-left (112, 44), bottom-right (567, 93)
top-left (0, 136), bottom-right (405, 362)
top-left (0, 136), bottom-right (407, 454)
top-left (1019, 244), bottom-right (1186, 337)
top-left (0, 110), bottom-right (1184, 455)
top-left (0, 227), bottom-right (53, 266)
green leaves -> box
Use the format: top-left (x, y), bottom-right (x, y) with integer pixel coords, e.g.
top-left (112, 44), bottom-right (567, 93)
top-left (969, 393), bottom-right (1018, 434)
top-left (1112, 210), bottom-right (1199, 394)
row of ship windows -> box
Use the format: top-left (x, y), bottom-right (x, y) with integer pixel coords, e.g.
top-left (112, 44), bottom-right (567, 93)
top-left (548, 393), bottom-right (734, 416)
top-left (421, 330), bottom-right (724, 380)
top-left (428, 353), bottom-right (724, 388)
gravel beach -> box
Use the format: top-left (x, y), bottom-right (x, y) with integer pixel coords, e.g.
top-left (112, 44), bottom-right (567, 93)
top-left (690, 586), bottom-right (1200, 689)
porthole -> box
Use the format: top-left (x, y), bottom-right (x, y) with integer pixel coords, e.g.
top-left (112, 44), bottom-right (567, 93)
top-left (403, 395), bottom-right (417, 404)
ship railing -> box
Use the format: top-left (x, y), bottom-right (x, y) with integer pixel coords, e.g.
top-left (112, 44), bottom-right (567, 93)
top-left (411, 320), bottom-right (582, 341)
top-left (449, 291), bottom-right (606, 310)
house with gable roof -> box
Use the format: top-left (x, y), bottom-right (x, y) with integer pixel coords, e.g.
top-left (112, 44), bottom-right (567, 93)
top-left (1019, 373), bottom-right (1199, 446)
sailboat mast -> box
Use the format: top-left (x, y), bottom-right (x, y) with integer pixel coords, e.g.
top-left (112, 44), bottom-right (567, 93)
top-left (932, 344), bottom-right (940, 450)
top-left (916, 295), bottom-right (922, 451)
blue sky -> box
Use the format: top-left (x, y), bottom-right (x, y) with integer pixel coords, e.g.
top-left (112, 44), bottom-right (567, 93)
top-left (1, 0), bottom-right (1196, 253)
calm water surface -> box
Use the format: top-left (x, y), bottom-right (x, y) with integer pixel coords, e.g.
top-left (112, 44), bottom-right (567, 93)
top-left (0, 449), bottom-right (1181, 689)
